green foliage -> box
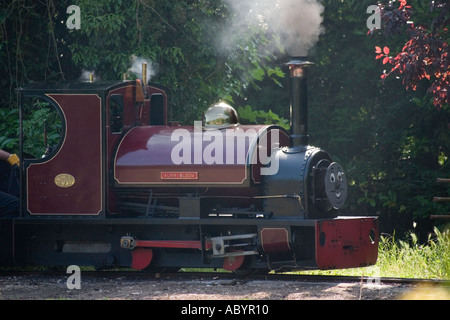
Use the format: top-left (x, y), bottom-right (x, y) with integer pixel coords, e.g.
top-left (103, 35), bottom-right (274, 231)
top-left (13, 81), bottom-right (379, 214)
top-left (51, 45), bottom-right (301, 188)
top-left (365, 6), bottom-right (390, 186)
top-left (68, 0), bottom-right (136, 79)
top-left (307, 0), bottom-right (450, 228)
top-left (0, 108), bottom-right (19, 152)
top-left (64, 0), bottom-right (285, 123)
top-left (21, 99), bottom-right (62, 158)
top-left (0, 99), bottom-right (62, 158)
top-left (1, 0), bottom-right (286, 149)
top-left (237, 105), bottom-right (289, 129)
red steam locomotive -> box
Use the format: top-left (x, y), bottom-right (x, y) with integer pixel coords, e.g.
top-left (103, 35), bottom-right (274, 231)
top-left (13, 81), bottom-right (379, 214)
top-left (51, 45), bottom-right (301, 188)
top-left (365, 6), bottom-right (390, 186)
top-left (1, 60), bottom-right (378, 272)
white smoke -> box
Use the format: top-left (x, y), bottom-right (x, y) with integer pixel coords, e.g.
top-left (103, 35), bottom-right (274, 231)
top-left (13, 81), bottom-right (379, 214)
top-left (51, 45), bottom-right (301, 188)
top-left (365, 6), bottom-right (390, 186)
top-left (222, 0), bottom-right (324, 57)
top-left (128, 55), bottom-right (158, 83)
top-left (79, 69), bottom-right (99, 82)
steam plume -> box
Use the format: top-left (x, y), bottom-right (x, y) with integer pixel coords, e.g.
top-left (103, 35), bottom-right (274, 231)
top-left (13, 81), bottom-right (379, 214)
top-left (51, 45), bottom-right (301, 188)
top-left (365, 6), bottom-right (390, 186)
top-left (128, 55), bottom-right (158, 83)
top-left (79, 69), bottom-right (99, 82)
top-left (222, 0), bottom-right (324, 57)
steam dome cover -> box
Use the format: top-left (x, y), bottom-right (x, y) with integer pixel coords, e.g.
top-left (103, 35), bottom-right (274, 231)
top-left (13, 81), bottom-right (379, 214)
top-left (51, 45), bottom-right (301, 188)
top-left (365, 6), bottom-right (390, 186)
top-left (203, 101), bottom-right (239, 129)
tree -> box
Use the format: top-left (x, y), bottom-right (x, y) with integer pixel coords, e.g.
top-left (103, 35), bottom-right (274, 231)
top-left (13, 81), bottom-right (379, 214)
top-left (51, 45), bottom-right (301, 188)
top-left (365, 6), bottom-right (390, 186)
top-left (366, 0), bottom-right (450, 234)
top-left (308, 0), bottom-right (449, 235)
top-left (0, 0), bottom-right (285, 142)
top-left (371, 0), bottom-right (449, 109)
top-left (0, 0), bottom-right (75, 152)
top-left (66, 0), bottom-right (285, 123)
top-left (0, 0), bottom-right (73, 106)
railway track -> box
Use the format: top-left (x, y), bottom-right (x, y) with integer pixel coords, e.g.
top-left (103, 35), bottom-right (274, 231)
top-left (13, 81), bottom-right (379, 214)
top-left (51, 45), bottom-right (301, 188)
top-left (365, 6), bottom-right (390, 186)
top-left (3, 269), bottom-right (447, 318)
top-left (2, 268), bottom-right (449, 284)
top-left (76, 269), bottom-right (450, 286)
top-left (2, 268), bottom-right (448, 287)
top-left (1, 268), bottom-right (449, 303)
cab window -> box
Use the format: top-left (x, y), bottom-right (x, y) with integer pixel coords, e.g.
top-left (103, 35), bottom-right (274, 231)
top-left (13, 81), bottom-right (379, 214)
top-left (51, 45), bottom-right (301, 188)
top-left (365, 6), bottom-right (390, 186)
top-left (150, 94), bottom-right (165, 125)
top-left (21, 96), bottom-right (63, 159)
top-left (109, 94), bottom-right (124, 133)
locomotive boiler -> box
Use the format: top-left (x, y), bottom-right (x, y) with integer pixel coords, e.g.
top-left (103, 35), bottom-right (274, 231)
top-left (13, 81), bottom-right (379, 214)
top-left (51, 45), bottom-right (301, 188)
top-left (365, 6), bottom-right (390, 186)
top-left (1, 60), bottom-right (379, 272)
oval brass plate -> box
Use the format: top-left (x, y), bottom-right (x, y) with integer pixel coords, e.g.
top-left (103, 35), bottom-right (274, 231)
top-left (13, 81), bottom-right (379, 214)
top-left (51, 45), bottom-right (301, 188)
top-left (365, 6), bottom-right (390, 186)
top-left (54, 173), bottom-right (75, 188)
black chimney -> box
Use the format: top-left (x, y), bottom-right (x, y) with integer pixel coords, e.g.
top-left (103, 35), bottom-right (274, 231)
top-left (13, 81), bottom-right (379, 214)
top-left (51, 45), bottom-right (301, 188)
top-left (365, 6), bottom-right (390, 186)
top-left (287, 59), bottom-right (313, 147)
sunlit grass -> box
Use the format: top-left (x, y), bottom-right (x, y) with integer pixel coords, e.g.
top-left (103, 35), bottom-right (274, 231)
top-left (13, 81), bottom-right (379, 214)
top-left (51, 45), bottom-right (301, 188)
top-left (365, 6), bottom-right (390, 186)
top-left (294, 226), bottom-right (450, 280)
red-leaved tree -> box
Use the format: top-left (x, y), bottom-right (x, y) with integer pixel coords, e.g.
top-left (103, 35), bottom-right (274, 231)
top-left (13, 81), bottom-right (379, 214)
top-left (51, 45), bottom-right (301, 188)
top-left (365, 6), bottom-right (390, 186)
top-left (371, 0), bottom-right (449, 109)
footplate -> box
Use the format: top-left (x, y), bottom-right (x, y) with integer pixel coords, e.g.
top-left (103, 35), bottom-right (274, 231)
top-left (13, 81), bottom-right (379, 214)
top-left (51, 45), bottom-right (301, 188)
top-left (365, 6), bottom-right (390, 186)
top-left (315, 217), bottom-right (379, 269)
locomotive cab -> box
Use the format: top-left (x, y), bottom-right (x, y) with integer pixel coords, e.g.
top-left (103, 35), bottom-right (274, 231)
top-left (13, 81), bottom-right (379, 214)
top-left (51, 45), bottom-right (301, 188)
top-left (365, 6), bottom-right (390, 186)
top-left (16, 79), bottom-right (170, 216)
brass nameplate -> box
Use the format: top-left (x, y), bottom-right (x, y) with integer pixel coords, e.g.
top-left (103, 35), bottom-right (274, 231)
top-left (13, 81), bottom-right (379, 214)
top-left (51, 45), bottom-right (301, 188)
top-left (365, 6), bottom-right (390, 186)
top-left (54, 173), bottom-right (75, 188)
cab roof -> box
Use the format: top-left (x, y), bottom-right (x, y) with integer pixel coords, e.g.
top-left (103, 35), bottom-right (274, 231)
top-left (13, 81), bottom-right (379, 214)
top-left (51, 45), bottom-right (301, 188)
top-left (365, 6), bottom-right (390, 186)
top-left (18, 80), bottom-right (136, 95)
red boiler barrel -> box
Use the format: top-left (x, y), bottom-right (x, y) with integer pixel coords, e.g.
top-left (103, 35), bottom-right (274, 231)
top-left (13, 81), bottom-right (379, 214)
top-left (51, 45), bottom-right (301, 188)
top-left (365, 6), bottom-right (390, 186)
top-left (114, 124), bottom-right (289, 187)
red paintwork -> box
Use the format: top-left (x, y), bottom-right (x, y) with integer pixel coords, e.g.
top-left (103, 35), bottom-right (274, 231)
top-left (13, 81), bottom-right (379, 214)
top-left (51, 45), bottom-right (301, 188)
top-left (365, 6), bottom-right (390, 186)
top-left (26, 94), bottom-right (103, 215)
top-left (106, 85), bottom-right (139, 161)
top-left (315, 217), bottom-right (379, 269)
top-left (260, 228), bottom-right (291, 253)
top-left (106, 84), bottom-right (142, 213)
top-left (114, 125), bottom-right (289, 186)
top-left (130, 239), bottom-right (213, 270)
top-left (134, 239), bottom-right (212, 250)
top-left (223, 253), bottom-right (245, 271)
top-left (131, 248), bottom-right (153, 270)
top-left (140, 84), bottom-right (168, 126)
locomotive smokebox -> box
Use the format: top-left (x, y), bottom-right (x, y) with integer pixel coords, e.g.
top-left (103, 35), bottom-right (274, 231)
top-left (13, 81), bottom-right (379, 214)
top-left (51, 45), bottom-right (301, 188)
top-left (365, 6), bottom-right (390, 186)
top-left (288, 58), bottom-right (314, 147)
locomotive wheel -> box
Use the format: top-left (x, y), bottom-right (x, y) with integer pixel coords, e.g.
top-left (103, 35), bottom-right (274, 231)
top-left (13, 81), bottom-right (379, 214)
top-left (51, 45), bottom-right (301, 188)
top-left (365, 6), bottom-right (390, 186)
top-left (131, 248), bottom-right (153, 270)
top-left (229, 255), bottom-right (269, 275)
top-left (223, 251), bottom-right (246, 271)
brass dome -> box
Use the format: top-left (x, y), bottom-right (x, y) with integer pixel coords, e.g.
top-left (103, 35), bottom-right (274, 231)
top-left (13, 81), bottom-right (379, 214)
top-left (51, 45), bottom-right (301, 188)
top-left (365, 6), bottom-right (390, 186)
top-left (202, 101), bottom-right (239, 129)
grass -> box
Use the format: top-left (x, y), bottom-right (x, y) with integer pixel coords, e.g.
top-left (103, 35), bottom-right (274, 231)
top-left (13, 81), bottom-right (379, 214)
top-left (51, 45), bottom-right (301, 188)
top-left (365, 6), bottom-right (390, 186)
top-left (295, 226), bottom-right (450, 280)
